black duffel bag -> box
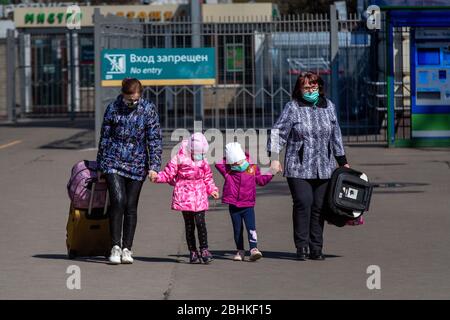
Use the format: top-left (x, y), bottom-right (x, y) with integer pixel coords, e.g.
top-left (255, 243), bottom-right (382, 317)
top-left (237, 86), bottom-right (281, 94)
top-left (324, 167), bottom-right (373, 227)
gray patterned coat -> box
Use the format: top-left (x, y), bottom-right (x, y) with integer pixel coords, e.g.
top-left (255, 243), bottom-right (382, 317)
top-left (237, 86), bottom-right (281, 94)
top-left (267, 97), bottom-right (347, 179)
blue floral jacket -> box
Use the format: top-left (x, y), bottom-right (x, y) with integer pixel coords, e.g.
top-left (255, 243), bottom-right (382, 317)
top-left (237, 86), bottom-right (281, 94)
top-left (96, 95), bottom-right (162, 181)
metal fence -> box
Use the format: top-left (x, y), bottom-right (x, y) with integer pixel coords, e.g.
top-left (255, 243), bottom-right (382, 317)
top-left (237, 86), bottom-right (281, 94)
top-left (390, 26), bottom-right (412, 142)
top-left (9, 29), bottom-right (95, 118)
top-left (9, 8), bottom-right (389, 144)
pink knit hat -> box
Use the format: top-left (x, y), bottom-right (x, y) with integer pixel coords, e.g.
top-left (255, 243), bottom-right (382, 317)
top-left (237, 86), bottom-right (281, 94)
top-left (187, 132), bottom-right (209, 155)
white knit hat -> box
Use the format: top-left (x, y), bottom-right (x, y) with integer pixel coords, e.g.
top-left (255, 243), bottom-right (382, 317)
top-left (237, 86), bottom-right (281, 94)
top-left (225, 142), bottom-right (246, 164)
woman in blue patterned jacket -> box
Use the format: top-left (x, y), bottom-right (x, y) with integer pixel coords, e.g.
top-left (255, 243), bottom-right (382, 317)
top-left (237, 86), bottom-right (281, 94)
top-left (97, 78), bottom-right (162, 264)
top-left (268, 72), bottom-right (349, 261)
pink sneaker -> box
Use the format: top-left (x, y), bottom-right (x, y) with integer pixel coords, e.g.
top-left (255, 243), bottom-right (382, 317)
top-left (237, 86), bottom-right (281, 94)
top-left (200, 249), bottom-right (213, 264)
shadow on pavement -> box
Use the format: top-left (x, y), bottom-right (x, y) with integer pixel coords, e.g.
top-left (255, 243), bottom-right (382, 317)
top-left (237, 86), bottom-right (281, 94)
top-left (133, 256), bottom-right (181, 263)
top-left (33, 254), bottom-right (109, 264)
top-left (171, 250), bottom-right (341, 262)
top-left (40, 130), bottom-right (95, 150)
top-left (33, 254), bottom-right (182, 264)
top-left (169, 252), bottom-right (233, 262)
top-left (210, 250), bottom-right (341, 261)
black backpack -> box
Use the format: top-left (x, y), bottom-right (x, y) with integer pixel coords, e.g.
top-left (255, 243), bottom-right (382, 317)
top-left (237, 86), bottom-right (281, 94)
top-left (324, 167), bottom-right (373, 227)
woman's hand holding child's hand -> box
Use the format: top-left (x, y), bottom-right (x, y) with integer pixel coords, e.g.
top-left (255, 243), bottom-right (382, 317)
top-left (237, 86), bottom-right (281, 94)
top-left (148, 170), bottom-right (158, 182)
top-left (270, 160), bottom-right (283, 175)
top-left (211, 191), bottom-right (220, 199)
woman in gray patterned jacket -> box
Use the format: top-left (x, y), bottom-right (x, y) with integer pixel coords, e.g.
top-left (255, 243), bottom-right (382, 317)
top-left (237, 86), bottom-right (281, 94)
top-left (268, 72), bottom-right (349, 261)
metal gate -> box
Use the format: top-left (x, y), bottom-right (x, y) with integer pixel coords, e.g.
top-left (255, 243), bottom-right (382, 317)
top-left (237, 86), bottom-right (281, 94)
top-left (94, 10), bottom-right (386, 143)
top-left (7, 7), bottom-right (388, 144)
top-left (8, 28), bottom-right (95, 118)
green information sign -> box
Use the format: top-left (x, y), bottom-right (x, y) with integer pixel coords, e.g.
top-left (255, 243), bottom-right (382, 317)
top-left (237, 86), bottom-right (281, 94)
top-left (101, 47), bottom-right (216, 86)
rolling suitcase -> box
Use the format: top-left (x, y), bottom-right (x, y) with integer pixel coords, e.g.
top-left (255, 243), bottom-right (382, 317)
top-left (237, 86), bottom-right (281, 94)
top-left (66, 182), bottom-right (111, 259)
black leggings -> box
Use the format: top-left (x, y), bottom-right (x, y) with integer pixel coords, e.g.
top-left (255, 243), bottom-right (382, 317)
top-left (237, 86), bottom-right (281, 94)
top-left (287, 178), bottom-right (329, 252)
top-left (105, 173), bottom-right (144, 250)
top-left (182, 211), bottom-right (208, 251)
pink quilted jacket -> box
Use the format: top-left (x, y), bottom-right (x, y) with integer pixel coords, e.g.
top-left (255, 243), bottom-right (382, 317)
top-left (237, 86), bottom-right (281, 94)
top-left (156, 140), bottom-right (218, 212)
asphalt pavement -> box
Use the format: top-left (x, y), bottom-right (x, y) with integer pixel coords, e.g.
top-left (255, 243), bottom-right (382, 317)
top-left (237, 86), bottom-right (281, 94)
top-left (0, 120), bottom-right (449, 299)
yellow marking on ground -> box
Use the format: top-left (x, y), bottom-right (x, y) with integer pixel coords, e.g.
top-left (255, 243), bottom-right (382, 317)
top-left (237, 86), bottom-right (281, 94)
top-left (0, 140), bottom-right (22, 150)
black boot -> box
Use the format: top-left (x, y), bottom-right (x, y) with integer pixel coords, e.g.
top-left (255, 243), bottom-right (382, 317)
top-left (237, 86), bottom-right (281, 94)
top-left (296, 247), bottom-right (309, 261)
top-left (309, 250), bottom-right (325, 260)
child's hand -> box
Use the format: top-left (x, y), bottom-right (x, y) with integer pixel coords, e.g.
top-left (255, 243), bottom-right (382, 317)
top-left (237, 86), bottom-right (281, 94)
top-left (211, 191), bottom-right (219, 199)
top-left (270, 160), bottom-right (282, 175)
top-left (148, 170), bottom-right (158, 182)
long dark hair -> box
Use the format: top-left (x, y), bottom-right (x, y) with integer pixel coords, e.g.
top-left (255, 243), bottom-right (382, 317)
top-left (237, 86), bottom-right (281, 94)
top-left (291, 71), bottom-right (325, 101)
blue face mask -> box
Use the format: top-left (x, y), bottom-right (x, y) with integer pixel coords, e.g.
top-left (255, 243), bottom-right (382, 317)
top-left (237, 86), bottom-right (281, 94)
top-left (303, 90), bottom-right (319, 105)
top-left (231, 161), bottom-right (249, 172)
top-left (192, 154), bottom-right (204, 161)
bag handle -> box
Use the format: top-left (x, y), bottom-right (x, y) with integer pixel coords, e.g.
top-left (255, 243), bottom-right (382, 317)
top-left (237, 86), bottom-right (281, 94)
top-left (363, 184), bottom-right (374, 211)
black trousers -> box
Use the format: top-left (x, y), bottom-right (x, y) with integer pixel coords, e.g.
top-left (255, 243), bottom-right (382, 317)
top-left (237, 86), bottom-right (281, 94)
top-left (105, 173), bottom-right (144, 250)
top-left (287, 178), bottom-right (329, 252)
top-left (182, 211), bottom-right (208, 251)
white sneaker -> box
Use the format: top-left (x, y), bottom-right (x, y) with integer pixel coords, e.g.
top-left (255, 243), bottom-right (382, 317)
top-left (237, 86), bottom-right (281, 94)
top-left (233, 250), bottom-right (245, 261)
top-left (121, 248), bottom-right (134, 264)
top-left (249, 248), bottom-right (262, 261)
top-left (109, 245), bottom-right (122, 264)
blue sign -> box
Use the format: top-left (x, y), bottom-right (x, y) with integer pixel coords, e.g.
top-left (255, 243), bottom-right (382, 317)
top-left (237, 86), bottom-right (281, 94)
top-left (101, 47), bottom-right (216, 86)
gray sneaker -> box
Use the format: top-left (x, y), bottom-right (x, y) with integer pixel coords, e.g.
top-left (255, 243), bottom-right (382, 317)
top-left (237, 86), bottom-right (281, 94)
top-left (249, 248), bottom-right (262, 261)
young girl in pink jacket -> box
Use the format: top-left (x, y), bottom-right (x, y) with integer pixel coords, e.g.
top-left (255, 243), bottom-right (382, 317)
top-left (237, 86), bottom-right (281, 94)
top-left (215, 142), bottom-right (274, 262)
top-left (153, 133), bottom-right (219, 264)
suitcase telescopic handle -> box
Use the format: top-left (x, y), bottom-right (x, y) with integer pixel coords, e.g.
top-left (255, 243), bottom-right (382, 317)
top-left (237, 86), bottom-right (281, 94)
top-left (87, 181), bottom-right (109, 216)
top-left (88, 182), bottom-right (95, 216)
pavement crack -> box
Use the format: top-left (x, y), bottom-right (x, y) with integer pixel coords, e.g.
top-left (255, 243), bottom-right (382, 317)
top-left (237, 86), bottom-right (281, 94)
top-left (163, 282), bottom-right (174, 300)
top-left (162, 232), bottom-right (184, 300)
top-left (25, 154), bottom-right (52, 164)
